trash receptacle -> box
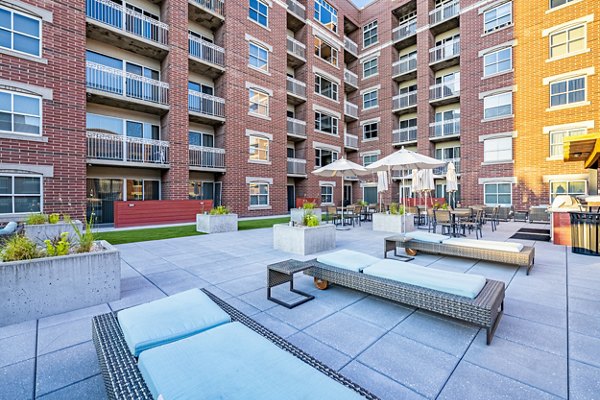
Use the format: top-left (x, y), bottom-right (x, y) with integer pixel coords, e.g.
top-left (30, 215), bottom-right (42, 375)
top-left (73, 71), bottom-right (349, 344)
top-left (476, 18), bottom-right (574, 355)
top-left (569, 212), bottom-right (600, 256)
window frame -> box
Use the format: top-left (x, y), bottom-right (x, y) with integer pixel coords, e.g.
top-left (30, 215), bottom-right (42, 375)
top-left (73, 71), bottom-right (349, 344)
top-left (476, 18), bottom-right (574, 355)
top-left (314, 0), bottom-right (338, 34)
top-left (363, 122), bottom-right (378, 140)
top-left (0, 89), bottom-right (42, 136)
top-left (483, 47), bottom-right (512, 77)
top-left (314, 37), bottom-right (338, 67)
top-left (549, 24), bottom-right (586, 59)
top-left (315, 148), bottom-right (339, 167)
top-left (363, 57), bottom-right (378, 78)
top-left (549, 0), bottom-right (576, 9)
top-left (362, 89), bottom-right (379, 110)
top-left (483, 136), bottom-right (513, 163)
top-left (363, 20), bottom-right (378, 48)
top-left (0, 174), bottom-right (43, 214)
top-left (248, 135), bottom-right (270, 162)
top-left (314, 74), bottom-right (339, 101)
top-left (314, 111), bottom-right (339, 136)
top-left (483, 92), bottom-right (513, 120)
top-left (549, 127), bottom-right (587, 158)
top-left (320, 184), bottom-right (334, 204)
top-left (248, 41), bottom-right (269, 72)
top-left (249, 182), bottom-right (269, 206)
top-left (362, 154), bottom-right (378, 167)
top-left (249, 0), bottom-right (269, 28)
top-left (0, 5), bottom-right (42, 57)
top-left (549, 180), bottom-right (586, 202)
top-left (248, 88), bottom-right (270, 117)
top-left (550, 76), bottom-right (586, 108)
top-left (484, 182), bottom-right (512, 206)
top-left (483, 2), bottom-right (512, 33)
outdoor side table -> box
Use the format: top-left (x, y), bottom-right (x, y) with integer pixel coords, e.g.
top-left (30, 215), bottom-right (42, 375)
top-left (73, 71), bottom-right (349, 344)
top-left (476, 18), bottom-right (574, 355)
top-left (267, 259), bottom-right (315, 308)
top-left (384, 234), bottom-right (415, 261)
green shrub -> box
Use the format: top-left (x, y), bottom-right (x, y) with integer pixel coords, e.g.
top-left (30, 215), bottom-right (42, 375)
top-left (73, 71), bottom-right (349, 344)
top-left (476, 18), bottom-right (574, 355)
top-left (48, 213), bottom-right (60, 224)
top-left (1, 235), bottom-right (41, 262)
top-left (358, 200), bottom-right (368, 207)
top-left (25, 213), bottom-right (47, 225)
top-left (44, 232), bottom-right (70, 256)
top-left (71, 217), bottom-right (95, 253)
top-left (389, 203), bottom-right (406, 215)
top-left (209, 206), bottom-right (230, 215)
top-left (302, 202), bottom-right (316, 210)
top-left (441, 203), bottom-right (449, 210)
top-left (302, 213), bottom-right (320, 227)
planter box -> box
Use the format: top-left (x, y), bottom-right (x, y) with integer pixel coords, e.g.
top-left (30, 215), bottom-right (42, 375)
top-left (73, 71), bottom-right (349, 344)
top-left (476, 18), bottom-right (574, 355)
top-left (273, 223), bottom-right (336, 255)
top-left (290, 208), bottom-right (322, 224)
top-left (196, 214), bottom-right (238, 233)
top-left (372, 213), bottom-right (415, 233)
top-left (25, 220), bottom-right (83, 246)
top-left (0, 240), bottom-right (121, 327)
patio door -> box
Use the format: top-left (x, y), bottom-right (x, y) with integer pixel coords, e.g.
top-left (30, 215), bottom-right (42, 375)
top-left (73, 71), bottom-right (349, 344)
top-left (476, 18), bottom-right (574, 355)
top-left (287, 185), bottom-right (295, 210)
top-left (87, 178), bottom-right (123, 225)
top-left (344, 184), bottom-right (352, 206)
top-left (363, 186), bottom-right (377, 205)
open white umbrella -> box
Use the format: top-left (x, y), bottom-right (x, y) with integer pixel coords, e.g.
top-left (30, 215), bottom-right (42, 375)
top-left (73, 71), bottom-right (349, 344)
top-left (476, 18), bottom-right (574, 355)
top-left (312, 158), bottom-right (370, 228)
top-left (377, 170), bottom-right (389, 212)
top-left (446, 161), bottom-right (458, 208)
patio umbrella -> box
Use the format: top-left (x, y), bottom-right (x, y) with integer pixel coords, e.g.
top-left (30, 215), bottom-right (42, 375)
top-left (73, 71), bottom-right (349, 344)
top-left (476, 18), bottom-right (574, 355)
top-left (312, 158), bottom-right (370, 227)
top-left (446, 161), bottom-right (458, 208)
top-left (377, 170), bottom-right (389, 212)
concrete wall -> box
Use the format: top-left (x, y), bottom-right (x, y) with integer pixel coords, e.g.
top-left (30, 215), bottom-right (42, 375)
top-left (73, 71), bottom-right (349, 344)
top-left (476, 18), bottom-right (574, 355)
top-left (273, 223), bottom-right (336, 255)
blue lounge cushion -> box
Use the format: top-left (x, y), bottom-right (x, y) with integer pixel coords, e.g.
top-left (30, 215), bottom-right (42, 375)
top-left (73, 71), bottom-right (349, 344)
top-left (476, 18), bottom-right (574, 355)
top-left (444, 238), bottom-right (524, 253)
top-left (363, 259), bottom-right (486, 299)
top-left (0, 221), bottom-right (17, 235)
top-left (117, 289), bottom-right (231, 356)
top-left (138, 321), bottom-right (364, 400)
top-left (405, 231), bottom-right (449, 244)
top-left (317, 249), bottom-right (380, 272)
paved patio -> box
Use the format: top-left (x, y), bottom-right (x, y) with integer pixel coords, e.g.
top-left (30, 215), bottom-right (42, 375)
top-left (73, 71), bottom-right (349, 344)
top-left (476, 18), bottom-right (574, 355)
top-left (1, 220), bottom-right (599, 399)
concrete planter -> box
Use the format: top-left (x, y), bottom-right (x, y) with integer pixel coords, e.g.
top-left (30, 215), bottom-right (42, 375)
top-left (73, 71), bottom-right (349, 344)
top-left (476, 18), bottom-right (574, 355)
top-left (372, 213), bottom-right (415, 233)
top-left (196, 214), bottom-right (238, 233)
top-left (25, 220), bottom-right (83, 246)
top-left (0, 240), bottom-right (121, 327)
top-left (290, 208), bottom-right (322, 224)
top-left (273, 223), bottom-right (336, 255)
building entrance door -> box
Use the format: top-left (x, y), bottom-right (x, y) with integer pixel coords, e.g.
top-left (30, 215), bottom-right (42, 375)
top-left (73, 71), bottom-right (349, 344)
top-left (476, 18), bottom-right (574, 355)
top-left (287, 185), bottom-right (295, 210)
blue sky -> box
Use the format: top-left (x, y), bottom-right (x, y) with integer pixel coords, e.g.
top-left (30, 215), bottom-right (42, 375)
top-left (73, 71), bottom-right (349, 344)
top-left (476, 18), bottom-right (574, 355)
top-left (352, 0), bottom-right (374, 7)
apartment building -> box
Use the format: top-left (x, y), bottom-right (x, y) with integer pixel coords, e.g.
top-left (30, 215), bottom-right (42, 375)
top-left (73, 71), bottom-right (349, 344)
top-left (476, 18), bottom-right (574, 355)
top-left (0, 0), bottom-right (597, 224)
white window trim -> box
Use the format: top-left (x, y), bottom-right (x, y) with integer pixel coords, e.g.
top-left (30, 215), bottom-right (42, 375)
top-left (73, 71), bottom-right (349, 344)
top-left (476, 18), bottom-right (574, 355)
top-left (482, 47), bottom-right (513, 78)
top-left (548, 179), bottom-right (587, 203)
top-left (0, 89), bottom-right (43, 137)
top-left (248, 41), bottom-right (270, 75)
top-left (547, 75), bottom-right (588, 110)
top-left (247, 87), bottom-right (271, 119)
top-left (314, 0), bottom-right (338, 34)
top-left (362, 57), bottom-right (379, 79)
top-left (248, 0), bottom-right (270, 30)
top-left (482, 1), bottom-right (513, 34)
top-left (312, 103), bottom-right (341, 119)
top-left (482, 91), bottom-right (513, 121)
top-left (362, 121), bottom-right (379, 141)
top-left (314, 36), bottom-right (340, 68)
top-left (482, 136), bottom-right (513, 164)
top-left (362, 89), bottom-right (379, 111)
top-left (247, 135), bottom-right (270, 164)
top-left (546, 0), bottom-right (585, 15)
top-left (312, 66), bottom-right (341, 84)
top-left (362, 20), bottom-right (378, 49)
top-left (0, 173), bottom-right (43, 215)
top-left (314, 111), bottom-right (339, 136)
top-left (314, 73), bottom-right (339, 102)
top-left (546, 23), bottom-right (589, 62)
top-left (547, 126), bottom-right (588, 160)
top-left (0, 4), bottom-right (42, 59)
top-left (483, 182), bottom-right (513, 206)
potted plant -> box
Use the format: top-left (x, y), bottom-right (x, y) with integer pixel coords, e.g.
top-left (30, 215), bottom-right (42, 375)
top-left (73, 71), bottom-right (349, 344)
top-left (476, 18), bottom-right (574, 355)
top-left (372, 202), bottom-right (415, 233)
top-left (196, 206), bottom-right (238, 233)
top-left (274, 207), bottom-right (335, 255)
top-left (24, 213), bottom-right (83, 246)
top-left (0, 217), bottom-right (120, 327)
top-left (290, 202), bottom-right (322, 225)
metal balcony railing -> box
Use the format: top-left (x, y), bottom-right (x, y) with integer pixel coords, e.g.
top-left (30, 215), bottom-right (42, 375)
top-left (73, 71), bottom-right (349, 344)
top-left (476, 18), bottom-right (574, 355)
top-left (188, 90), bottom-right (225, 118)
top-left (86, 131), bottom-right (169, 164)
top-left (287, 117), bottom-right (306, 138)
top-left (344, 69), bottom-right (358, 88)
top-left (190, 0), bottom-right (224, 17)
top-left (86, 0), bottom-right (169, 45)
top-left (392, 127), bottom-right (418, 144)
top-left (189, 145), bottom-right (225, 169)
top-left (344, 133), bottom-right (359, 149)
top-left (429, 0), bottom-right (460, 26)
top-left (344, 36), bottom-right (358, 55)
top-left (429, 118), bottom-right (461, 138)
top-left (392, 19), bottom-right (417, 43)
top-left (344, 101), bottom-right (358, 118)
top-left (392, 55), bottom-right (417, 77)
top-left (286, 0), bottom-right (306, 20)
top-left (286, 76), bottom-right (306, 98)
top-left (287, 36), bottom-right (306, 60)
top-left (188, 35), bottom-right (225, 67)
top-left (86, 61), bottom-right (169, 105)
top-left (434, 158), bottom-right (461, 175)
top-left (392, 91), bottom-right (418, 111)
top-left (430, 38), bottom-right (460, 64)
top-left (429, 80), bottom-right (460, 101)
top-left (287, 158), bottom-right (307, 175)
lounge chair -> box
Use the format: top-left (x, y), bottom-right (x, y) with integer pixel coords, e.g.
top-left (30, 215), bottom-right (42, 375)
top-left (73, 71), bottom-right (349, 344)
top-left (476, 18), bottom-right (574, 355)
top-left (93, 288), bottom-right (377, 400)
top-left (0, 221), bottom-right (18, 244)
top-left (529, 206), bottom-right (550, 223)
top-left (299, 250), bottom-right (504, 345)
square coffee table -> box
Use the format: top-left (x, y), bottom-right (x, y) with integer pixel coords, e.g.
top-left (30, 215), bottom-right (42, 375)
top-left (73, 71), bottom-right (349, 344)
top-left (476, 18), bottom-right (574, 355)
top-left (267, 259), bottom-right (315, 308)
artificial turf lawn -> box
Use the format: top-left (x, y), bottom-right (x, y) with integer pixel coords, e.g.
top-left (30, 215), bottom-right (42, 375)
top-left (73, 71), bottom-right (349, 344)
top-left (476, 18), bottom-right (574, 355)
top-left (97, 217), bottom-right (290, 245)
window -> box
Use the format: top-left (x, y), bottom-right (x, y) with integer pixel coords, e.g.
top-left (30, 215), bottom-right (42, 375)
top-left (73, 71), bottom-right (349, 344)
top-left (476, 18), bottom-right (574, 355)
top-left (363, 89), bottom-right (378, 109)
top-left (550, 0), bottom-right (576, 9)
top-left (249, 183), bottom-right (269, 206)
top-left (126, 179), bottom-right (160, 201)
top-left (249, 0), bottom-right (268, 27)
top-left (550, 25), bottom-right (585, 59)
top-left (484, 136), bottom-right (512, 163)
top-left (363, 20), bottom-right (378, 47)
top-left (363, 154), bottom-right (378, 166)
top-left (549, 128), bottom-right (586, 158)
top-left (435, 146), bottom-right (460, 162)
top-left (249, 136), bottom-right (269, 161)
top-left (363, 58), bottom-right (378, 78)
top-left (433, 109), bottom-right (460, 136)
top-left (550, 180), bottom-right (586, 201)
top-left (0, 6), bottom-right (41, 57)
top-left (550, 76), bottom-right (585, 107)
top-left (484, 47), bottom-right (512, 76)
top-left (314, 0), bottom-right (337, 33)
top-left (189, 181), bottom-right (216, 201)
top-left (484, 182), bottom-right (512, 206)
top-left (314, 37), bottom-right (338, 66)
top-left (483, 92), bottom-right (512, 119)
top-left (320, 185), bottom-right (333, 204)
top-left (315, 148), bottom-right (338, 167)
top-left (314, 112), bottom-right (338, 135)
top-left (249, 88), bottom-right (269, 116)
top-left (0, 174), bottom-right (42, 214)
top-left (0, 90), bottom-right (41, 135)
top-left (314, 75), bottom-right (338, 101)
top-left (249, 42), bottom-right (268, 71)
top-left (363, 122), bottom-right (378, 140)
top-left (189, 131), bottom-right (214, 147)
top-left (484, 2), bottom-right (512, 33)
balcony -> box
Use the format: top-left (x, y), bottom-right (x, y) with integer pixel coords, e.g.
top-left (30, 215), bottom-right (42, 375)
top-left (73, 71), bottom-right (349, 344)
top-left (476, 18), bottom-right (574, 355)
top-left (429, 38), bottom-right (460, 71)
top-left (344, 101), bottom-right (358, 121)
top-left (189, 145), bottom-right (225, 172)
top-left (392, 91), bottom-right (418, 114)
top-left (287, 36), bottom-right (306, 67)
top-left (287, 117), bottom-right (307, 140)
top-left (188, 90), bottom-right (225, 125)
top-left (392, 127), bottom-right (418, 146)
top-left (286, 0), bottom-right (306, 31)
top-left (392, 19), bottom-right (417, 49)
top-left (344, 69), bottom-right (359, 92)
top-left (344, 133), bottom-right (359, 151)
top-left (344, 36), bottom-right (358, 62)
top-left (287, 158), bottom-right (307, 177)
top-left (86, 0), bottom-right (169, 60)
top-left (392, 55), bottom-right (417, 82)
top-left (429, 80), bottom-right (460, 105)
top-left (86, 131), bottom-right (169, 168)
top-left (391, 169), bottom-right (411, 180)
top-left (429, 118), bottom-right (460, 141)
top-left (188, 0), bottom-right (224, 29)
top-left (86, 61), bottom-right (169, 114)
top-left (429, 0), bottom-right (460, 34)
top-left (286, 77), bottom-right (307, 104)
top-left (188, 35), bottom-right (225, 78)
top-left (434, 158), bottom-right (461, 175)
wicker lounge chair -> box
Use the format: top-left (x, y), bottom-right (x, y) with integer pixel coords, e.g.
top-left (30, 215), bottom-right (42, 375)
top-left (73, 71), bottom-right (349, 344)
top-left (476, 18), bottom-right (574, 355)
top-left (92, 288), bottom-right (378, 400)
top-left (529, 206), bottom-right (550, 223)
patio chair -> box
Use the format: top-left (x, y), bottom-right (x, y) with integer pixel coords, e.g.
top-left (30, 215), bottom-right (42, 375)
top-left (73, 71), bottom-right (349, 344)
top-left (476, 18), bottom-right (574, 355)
top-left (529, 206), bottom-right (550, 223)
top-left (484, 206), bottom-right (499, 231)
top-left (497, 206), bottom-right (513, 222)
top-left (463, 209), bottom-right (484, 239)
top-left (325, 206), bottom-right (341, 225)
top-left (427, 208), bottom-right (436, 232)
top-left (434, 209), bottom-right (453, 235)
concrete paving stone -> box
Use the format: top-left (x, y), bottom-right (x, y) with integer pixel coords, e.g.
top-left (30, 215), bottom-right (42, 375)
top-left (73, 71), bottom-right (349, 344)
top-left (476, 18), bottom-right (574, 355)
top-left (37, 304), bottom-right (111, 330)
top-left (568, 284), bottom-right (600, 301)
top-left (215, 273), bottom-right (266, 296)
top-left (202, 285), bottom-right (233, 300)
top-left (467, 262), bottom-right (518, 283)
top-left (569, 296), bottom-right (600, 318)
top-left (569, 360), bottom-right (600, 400)
top-left (0, 359), bottom-right (34, 400)
top-left (392, 310), bottom-right (478, 357)
top-left (108, 286), bottom-right (166, 311)
top-left (37, 374), bottom-right (107, 400)
top-left (340, 361), bottom-right (427, 400)
top-left (464, 332), bottom-right (567, 398)
top-left (569, 311), bottom-right (600, 339)
top-left (250, 312), bottom-right (298, 339)
top-left (494, 315), bottom-right (567, 356)
top-left (310, 285), bottom-right (368, 310)
top-left (505, 285), bottom-right (566, 310)
top-left (569, 332), bottom-right (600, 369)
top-left (425, 261), bottom-right (472, 273)
top-left (0, 330), bottom-right (36, 369)
top-left (221, 296), bottom-right (261, 316)
top-left (37, 317), bottom-right (93, 356)
top-left (428, 255), bottom-right (478, 269)
top-left (303, 312), bottom-right (387, 358)
top-left (437, 361), bottom-right (563, 400)
top-left (119, 274), bottom-right (154, 292)
top-left (35, 341), bottom-right (100, 397)
top-left (145, 269), bottom-right (209, 295)
top-left (357, 332), bottom-right (459, 399)
top-left (265, 301), bottom-right (338, 330)
top-left (237, 288), bottom-right (279, 311)
top-left (286, 331), bottom-right (352, 371)
top-left (342, 295), bottom-right (414, 330)
top-left (504, 298), bottom-right (566, 329)
top-left (128, 261), bottom-right (180, 275)
top-left (568, 276), bottom-right (600, 291)
top-left (0, 320), bottom-right (36, 340)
